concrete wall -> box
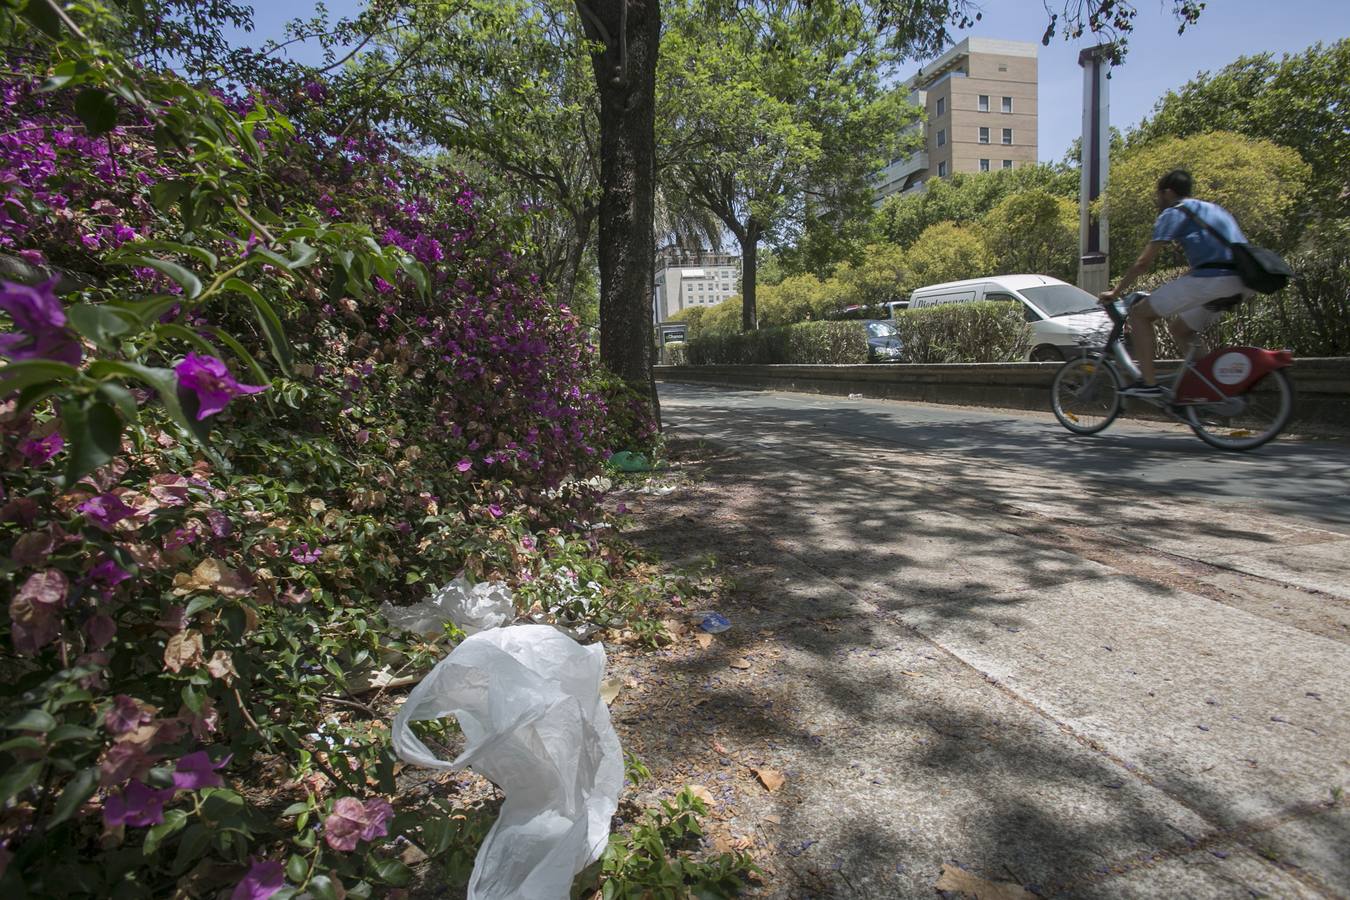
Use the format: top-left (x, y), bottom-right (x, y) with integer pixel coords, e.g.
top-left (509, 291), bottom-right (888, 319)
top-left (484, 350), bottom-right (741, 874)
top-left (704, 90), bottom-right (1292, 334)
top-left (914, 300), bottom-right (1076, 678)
top-left (655, 360), bottom-right (1350, 435)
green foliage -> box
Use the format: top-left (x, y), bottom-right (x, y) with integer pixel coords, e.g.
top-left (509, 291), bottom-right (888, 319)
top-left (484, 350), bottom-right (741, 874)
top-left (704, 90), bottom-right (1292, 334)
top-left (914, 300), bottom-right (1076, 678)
top-left (1128, 40), bottom-right (1350, 215)
top-left (891, 301), bottom-right (1034, 363)
top-left (1104, 131), bottom-right (1310, 277)
top-left (903, 222), bottom-right (993, 289)
top-left (980, 190), bottom-right (1079, 281)
top-left (875, 165), bottom-right (1078, 250)
top-left (599, 787), bottom-right (758, 900)
top-left (685, 321), bottom-right (867, 365)
top-left (830, 243), bottom-right (910, 308)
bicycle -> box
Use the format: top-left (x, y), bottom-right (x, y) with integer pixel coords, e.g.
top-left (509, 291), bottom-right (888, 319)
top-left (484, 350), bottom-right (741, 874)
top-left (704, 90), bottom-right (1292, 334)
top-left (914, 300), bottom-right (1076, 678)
top-left (1050, 292), bottom-right (1295, 451)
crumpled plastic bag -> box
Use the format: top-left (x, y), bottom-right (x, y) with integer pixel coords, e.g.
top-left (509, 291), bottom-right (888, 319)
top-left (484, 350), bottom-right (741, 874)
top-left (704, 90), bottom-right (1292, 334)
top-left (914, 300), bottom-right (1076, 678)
top-left (391, 625), bottom-right (623, 900)
top-left (379, 575), bottom-right (514, 638)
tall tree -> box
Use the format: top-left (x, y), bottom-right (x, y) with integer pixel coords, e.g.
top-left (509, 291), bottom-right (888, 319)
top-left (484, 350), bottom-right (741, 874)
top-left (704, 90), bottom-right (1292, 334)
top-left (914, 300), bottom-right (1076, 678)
top-left (1127, 40), bottom-right (1350, 217)
top-left (661, 0), bottom-right (915, 332)
top-left (574, 0), bottom-right (661, 402)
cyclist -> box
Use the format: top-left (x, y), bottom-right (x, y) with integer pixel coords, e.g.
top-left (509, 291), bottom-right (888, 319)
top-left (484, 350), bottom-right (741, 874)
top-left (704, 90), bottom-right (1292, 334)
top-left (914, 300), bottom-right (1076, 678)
top-left (1097, 169), bottom-right (1252, 397)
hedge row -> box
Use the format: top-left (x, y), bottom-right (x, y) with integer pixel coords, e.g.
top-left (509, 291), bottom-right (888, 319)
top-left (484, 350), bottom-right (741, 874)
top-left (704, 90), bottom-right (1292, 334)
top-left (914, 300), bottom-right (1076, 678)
top-left (683, 320), bottom-right (868, 365)
top-left (890, 301), bottom-right (1033, 363)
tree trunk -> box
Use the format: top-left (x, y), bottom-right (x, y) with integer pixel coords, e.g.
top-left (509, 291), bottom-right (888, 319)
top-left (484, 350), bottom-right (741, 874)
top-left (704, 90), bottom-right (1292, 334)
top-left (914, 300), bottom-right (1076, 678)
top-left (739, 225), bottom-right (760, 332)
top-left (555, 204), bottom-right (596, 313)
top-left (577, 0), bottom-right (660, 421)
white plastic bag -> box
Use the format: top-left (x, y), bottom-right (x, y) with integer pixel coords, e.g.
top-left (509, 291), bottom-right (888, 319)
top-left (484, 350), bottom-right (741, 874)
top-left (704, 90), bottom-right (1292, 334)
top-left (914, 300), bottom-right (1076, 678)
top-left (380, 575), bottom-right (514, 638)
top-left (392, 625), bottom-right (623, 900)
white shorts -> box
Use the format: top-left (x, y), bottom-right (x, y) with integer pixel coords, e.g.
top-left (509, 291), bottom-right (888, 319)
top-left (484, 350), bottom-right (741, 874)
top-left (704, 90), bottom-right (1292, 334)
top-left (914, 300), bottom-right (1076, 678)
top-left (1147, 273), bottom-right (1251, 331)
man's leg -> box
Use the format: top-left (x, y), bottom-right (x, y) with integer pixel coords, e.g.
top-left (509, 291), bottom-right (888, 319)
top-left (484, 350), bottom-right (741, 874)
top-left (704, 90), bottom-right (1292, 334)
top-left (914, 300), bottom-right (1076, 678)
top-left (1169, 318), bottom-right (1198, 358)
top-left (1128, 299), bottom-right (1162, 385)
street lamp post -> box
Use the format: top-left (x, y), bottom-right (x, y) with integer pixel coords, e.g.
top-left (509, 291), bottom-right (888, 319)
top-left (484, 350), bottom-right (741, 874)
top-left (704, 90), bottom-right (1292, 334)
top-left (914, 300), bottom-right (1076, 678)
top-left (1078, 44), bottom-right (1114, 295)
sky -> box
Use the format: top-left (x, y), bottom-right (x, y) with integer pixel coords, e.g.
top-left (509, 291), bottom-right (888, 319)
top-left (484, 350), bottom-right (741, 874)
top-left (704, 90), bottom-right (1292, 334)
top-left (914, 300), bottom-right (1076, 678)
top-left (235, 0), bottom-right (1344, 163)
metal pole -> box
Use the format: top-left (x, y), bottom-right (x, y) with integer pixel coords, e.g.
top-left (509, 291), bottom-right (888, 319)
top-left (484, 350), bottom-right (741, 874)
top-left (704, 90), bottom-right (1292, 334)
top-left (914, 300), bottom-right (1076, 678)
top-left (1077, 44), bottom-right (1113, 294)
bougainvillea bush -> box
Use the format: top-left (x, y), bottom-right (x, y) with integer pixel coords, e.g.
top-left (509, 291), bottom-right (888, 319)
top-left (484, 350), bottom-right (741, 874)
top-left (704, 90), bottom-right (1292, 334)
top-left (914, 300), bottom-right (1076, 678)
top-left (0, 3), bottom-right (664, 897)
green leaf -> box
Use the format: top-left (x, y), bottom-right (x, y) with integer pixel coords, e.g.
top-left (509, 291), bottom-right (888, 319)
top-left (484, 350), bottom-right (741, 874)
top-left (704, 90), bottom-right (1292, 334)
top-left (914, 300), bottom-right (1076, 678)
top-left (104, 360), bottom-right (211, 447)
top-left (49, 768), bottom-right (99, 827)
top-left (0, 736), bottom-right (44, 754)
top-left (123, 256), bottom-right (202, 300)
top-left (367, 858), bottom-right (412, 887)
top-left (75, 88), bottom-right (118, 136)
top-left (149, 180), bottom-right (190, 214)
top-left (140, 240), bottom-right (218, 270)
top-left (288, 241), bottom-right (318, 269)
top-left (154, 322), bottom-right (221, 357)
top-left (308, 875), bottom-right (340, 900)
top-left (20, 0), bottom-right (63, 38)
top-left (68, 303), bottom-right (134, 350)
top-left (185, 595), bottom-right (219, 618)
top-left (0, 761), bottom-right (42, 803)
top-left (48, 724), bottom-right (97, 744)
top-left (60, 398), bottom-right (122, 488)
top-left (0, 359), bottom-right (79, 397)
top-left (96, 381), bottom-right (140, 423)
top-left (172, 824), bottom-right (212, 875)
top-left (110, 294), bottom-right (181, 328)
top-left (285, 854), bottom-right (308, 884)
top-left (4, 709), bottom-right (57, 732)
top-left (143, 809), bottom-right (189, 856)
top-left (223, 278), bottom-right (293, 375)
top-left (207, 327), bottom-right (271, 387)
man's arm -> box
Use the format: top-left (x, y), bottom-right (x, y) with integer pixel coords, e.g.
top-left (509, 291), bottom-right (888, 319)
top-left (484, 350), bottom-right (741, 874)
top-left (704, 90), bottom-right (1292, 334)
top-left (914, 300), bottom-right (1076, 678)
top-left (1099, 241), bottom-right (1164, 303)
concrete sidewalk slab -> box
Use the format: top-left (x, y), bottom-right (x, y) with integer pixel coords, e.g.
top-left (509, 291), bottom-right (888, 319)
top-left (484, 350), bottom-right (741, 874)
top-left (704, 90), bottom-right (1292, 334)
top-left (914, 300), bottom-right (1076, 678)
top-left (1205, 541), bottom-right (1350, 600)
top-left (1197, 571), bottom-right (1350, 645)
top-left (891, 575), bottom-right (1350, 832)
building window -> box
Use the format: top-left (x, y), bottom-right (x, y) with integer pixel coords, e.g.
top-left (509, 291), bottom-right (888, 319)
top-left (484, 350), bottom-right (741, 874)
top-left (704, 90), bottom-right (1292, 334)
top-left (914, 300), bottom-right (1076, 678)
top-left (936, 129), bottom-right (946, 147)
top-left (979, 159), bottom-right (990, 172)
top-left (937, 161), bottom-right (948, 177)
top-left (979, 126), bottom-right (990, 144)
top-left (936, 97), bottom-right (945, 116)
top-left (1003, 159), bottom-right (1014, 170)
top-left (1002, 128), bottom-right (1013, 145)
top-left (1002, 96), bottom-right (1013, 113)
top-left (978, 94), bottom-right (989, 112)
top-left (998, 64), bottom-right (1008, 72)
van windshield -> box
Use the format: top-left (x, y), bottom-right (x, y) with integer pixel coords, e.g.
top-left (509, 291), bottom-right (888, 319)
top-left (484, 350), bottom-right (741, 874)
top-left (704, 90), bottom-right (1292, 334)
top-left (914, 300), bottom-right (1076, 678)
top-left (1020, 284), bottom-right (1102, 318)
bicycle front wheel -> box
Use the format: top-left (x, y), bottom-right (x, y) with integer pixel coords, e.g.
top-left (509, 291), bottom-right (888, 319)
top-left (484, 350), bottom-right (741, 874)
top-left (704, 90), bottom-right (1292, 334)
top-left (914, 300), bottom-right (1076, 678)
top-left (1051, 356), bottom-right (1122, 435)
top-left (1185, 369), bottom-right (1294, 451)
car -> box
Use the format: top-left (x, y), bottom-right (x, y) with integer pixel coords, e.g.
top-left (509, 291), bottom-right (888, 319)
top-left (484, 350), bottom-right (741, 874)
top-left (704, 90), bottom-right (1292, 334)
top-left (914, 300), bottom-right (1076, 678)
top-left (863, 319), bottom-right (905, 362)
top-left (907, 274), bottom-right (1111, 361)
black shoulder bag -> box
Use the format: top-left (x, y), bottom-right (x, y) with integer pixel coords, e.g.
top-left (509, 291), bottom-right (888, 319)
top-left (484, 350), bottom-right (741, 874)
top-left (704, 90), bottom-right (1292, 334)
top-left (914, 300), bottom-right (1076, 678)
top-left (1175, 202), bottom-right (1294, 295)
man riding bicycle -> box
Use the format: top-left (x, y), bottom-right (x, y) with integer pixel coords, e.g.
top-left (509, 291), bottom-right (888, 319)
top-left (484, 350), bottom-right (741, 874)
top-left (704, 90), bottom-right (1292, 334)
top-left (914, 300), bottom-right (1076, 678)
top-left (1097, 169), bottom-right (1252, 398)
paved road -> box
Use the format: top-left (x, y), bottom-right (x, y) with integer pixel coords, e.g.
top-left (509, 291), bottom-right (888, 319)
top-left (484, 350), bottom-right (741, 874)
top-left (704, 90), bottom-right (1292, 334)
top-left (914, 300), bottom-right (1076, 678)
top-left (607, 382), bottom-right (1350, 898)
top-left (657, 383), bottom-right (1350, 527)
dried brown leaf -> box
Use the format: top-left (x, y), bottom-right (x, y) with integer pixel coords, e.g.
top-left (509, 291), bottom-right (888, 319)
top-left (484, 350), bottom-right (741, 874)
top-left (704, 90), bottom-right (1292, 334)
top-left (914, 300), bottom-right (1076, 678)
top-left (728, 657), bottom-right (752, 670)
top-left (695, 633), bottom-right (713, 649)
top-left (754, 768), bottom-right (785, 792)
top-left (934, 863), bottom-right (1035, 899)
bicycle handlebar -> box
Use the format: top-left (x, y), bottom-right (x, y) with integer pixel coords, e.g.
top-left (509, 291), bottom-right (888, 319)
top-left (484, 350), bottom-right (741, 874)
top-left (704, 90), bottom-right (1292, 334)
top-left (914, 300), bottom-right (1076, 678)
top-left (1102, 291), bottom-right (1149, 326)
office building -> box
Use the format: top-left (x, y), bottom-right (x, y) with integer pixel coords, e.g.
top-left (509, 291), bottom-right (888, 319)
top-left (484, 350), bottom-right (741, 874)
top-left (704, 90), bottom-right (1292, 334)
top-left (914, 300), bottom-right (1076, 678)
top-left (652, 243), bottom-right (741, 324)
top-left (875, 38), bottom-right (1039, 203)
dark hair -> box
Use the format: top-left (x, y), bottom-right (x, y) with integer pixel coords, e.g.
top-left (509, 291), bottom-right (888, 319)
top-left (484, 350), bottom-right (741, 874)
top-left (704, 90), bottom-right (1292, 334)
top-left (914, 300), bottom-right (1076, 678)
top-left (1157, 169), bottom-right (1193, 197)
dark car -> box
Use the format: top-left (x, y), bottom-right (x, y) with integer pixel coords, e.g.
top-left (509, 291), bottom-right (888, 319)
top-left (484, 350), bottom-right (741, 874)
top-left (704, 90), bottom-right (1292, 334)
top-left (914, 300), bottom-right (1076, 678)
top-left (863, 319), bottom-right (904, 362)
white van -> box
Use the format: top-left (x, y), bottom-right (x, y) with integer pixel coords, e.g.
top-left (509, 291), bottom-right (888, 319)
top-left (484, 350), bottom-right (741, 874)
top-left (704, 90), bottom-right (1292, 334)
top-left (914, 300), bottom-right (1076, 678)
top-left (906, 275), bottom-right (1110, 361)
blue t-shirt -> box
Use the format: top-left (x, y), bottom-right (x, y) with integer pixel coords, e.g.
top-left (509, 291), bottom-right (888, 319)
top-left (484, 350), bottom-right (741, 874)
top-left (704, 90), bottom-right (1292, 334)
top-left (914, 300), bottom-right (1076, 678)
top-left (1151, 199), bottom-right (1247, 278)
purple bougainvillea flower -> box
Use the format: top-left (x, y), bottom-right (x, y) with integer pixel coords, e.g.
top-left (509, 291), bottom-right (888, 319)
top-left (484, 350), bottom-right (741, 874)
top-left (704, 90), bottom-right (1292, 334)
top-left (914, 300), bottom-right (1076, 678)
top-left (290, 542), bottom-right (321, 564)
top-left (9, 569), bottom-right (67, 655)
top-left (323, 796), bottom-right (394, 851)
top-left (78, 493), bottom-right (137, 531)
top-left (173, 750), bottom-right (231, 790)
top-left (232, 858), bottom-right (285, 900)
top-left (174, 352), bottom-right (268, 420)
top-left (102, 780), bottom-right (176, 828)
top-left (90, 556), bottom-right (131, 587)
top-left (456, 458), bottom-right (472, 473)
top-left (487, 503), bottom-right (503, 518)
top-left (0, 279), bottom-right (82, 366)
top-left (85, 613), bottom-right (117, 650)
top-left (105, 694), bottom-right (154, 735)
top-left (18, 431), bottom-right (63, 466)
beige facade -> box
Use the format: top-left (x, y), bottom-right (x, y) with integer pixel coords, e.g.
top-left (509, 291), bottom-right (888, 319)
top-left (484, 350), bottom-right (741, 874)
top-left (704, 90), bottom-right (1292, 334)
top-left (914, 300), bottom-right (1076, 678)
top-left (652, 244), bottom-right (741, 324)
top-left (875, 38), bottom-right (1038, 203)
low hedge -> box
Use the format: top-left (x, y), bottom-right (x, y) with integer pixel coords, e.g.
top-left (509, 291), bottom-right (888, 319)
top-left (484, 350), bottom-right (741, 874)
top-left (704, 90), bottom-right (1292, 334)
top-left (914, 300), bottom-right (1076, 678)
top-left (684, 320), bottom-right (867, 365)
top-left (891, 301), bottom-right (1034, 363)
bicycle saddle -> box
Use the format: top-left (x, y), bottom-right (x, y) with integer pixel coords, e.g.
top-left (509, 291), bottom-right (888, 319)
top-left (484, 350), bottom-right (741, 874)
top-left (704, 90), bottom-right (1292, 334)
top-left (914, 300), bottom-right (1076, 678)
top-left (1203, 294), bottom-right (1245, 312)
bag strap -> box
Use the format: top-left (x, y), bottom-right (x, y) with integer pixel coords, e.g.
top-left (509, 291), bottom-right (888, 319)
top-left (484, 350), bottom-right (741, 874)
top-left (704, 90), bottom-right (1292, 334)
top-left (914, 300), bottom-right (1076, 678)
top-left (1174, 200), bottom-right (1235, 250)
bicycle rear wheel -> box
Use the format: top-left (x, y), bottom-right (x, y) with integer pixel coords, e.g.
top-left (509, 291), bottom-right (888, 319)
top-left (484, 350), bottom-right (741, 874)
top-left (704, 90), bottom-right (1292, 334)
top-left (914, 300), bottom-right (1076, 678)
top-left (1051, 357), bottom-right (1122, 435)
top-left (1184, 369), bottom-right (1294, 451)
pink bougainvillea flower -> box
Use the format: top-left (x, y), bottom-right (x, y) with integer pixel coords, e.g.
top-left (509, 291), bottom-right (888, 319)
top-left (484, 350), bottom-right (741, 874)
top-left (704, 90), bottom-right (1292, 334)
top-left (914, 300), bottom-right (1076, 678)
top-left (84, 613), bottom-right (117, 650)
top-left (78, 493), bottom-right (137, 531)
top-left (9, 569), bottom-right (67, 655)
top-left (323, 796), bottom-right (394, 851)
top-left (102, 779), bottom-right (176, 828)
top-left (99, 738), bottom-right (160, 787)
top-left (0, 278), bottom-right (82, 366)
top-left (174, 352), bottom-right (268, 420)
top-left (290, 542), bottom-right (321, 564)
top-left (231, 858), bottom-right (285, 900)
top-left (455, 458), bottom-right (472, 473)
top-left (205, 509), bottom-right (233, 539)
top-left (172, 750), bottom-right (231, 790)
top-left (18, 431), bottom-right (63, 466)
top-left (178, 696), bottom-right (220, 741)
top-left (105, 695), bottom-right (155, 735)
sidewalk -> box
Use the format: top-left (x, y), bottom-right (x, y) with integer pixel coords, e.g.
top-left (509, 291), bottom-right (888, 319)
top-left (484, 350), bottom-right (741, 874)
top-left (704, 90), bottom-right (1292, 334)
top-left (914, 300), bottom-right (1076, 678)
top-left (604, 430), bottom-right (1350, 899)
